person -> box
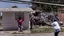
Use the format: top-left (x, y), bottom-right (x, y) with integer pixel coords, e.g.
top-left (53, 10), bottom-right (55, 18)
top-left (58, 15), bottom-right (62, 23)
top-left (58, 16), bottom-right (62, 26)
top-left (51, 20), bottom-right (61, 36)
top-left (30, 18), bottom-right (33, 31)
top-left (17, 17), bottom-right (24, 32)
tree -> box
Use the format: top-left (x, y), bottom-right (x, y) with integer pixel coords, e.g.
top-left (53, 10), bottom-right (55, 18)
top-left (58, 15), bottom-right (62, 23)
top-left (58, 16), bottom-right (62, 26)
top-left (32, 0), bottom-right (60, 12)
top-left (42, 5), bottom-right (59, 12)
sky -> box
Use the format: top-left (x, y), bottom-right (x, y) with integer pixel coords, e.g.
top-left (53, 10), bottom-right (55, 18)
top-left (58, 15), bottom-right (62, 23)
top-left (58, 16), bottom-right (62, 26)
top-left (0, 2), bottom-right (30, 8)
top-left (0, 1), bottom-right (31, 16)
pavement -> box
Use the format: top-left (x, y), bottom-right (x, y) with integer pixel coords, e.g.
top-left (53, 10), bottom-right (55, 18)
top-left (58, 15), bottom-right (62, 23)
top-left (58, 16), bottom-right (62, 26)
top-left (0, 31), bottom-right (64, 36)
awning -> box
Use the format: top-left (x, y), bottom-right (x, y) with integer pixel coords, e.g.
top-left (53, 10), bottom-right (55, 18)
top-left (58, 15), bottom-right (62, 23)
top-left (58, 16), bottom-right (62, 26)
top-left (0, 8), bottom-right (33, 12)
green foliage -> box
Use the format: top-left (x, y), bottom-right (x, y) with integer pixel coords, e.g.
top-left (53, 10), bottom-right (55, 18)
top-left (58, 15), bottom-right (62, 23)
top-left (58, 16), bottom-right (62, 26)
top-left (32, 0), bottom-right (61, 12)
top-left (41, 4), bottom-right (59, 12)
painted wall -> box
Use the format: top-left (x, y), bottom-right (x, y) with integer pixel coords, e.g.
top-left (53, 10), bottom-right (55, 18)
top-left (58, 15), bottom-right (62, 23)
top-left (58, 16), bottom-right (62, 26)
top-left (2, 12), bottom-right (18, 30)
top-left (2, 12), bottom-right (30, 30)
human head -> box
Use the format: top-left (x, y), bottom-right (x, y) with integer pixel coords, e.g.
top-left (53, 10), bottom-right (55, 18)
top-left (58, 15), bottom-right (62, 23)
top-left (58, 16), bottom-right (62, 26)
top-left (53, 19), bottom-right (57, 22)
top-left (51, 19), bottom-right (57, 22)
top-left (18, 17), bottom-right (21, 19)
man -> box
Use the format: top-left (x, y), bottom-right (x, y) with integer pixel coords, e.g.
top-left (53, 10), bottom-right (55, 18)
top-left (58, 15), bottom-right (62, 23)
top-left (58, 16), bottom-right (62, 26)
top-left (51, 20), bottom-right (61, 36)
top-left (17, 17), bottom-right (24, 32)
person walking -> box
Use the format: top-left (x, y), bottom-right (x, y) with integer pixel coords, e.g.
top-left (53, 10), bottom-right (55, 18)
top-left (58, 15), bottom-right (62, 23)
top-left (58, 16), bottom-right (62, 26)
top-left (17, 17), bottom-right (24, 32)
top-left (51, 20), bottom-right (61, 36)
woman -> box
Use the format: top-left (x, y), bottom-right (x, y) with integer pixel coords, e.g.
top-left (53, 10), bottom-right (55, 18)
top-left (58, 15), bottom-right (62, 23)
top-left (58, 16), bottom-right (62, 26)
top-left (51, 20), bottom-right (61, 36)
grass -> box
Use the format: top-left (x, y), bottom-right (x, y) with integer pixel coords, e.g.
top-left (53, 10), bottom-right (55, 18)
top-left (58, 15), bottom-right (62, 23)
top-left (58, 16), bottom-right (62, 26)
top-left (31, 28), bottom-right (54, 33)
top-left (12, 31), bottom-right (27, 34)
top-left (0, 16), bottom-right (2, 20)
top-left (0, 23), bottom-right (2, 27)
top-left (31, 27), bottom-right (64, 33)
top-left (61, 28), bottom-right (64, 32)
top-left (12, 32), bottom-right (22, 34)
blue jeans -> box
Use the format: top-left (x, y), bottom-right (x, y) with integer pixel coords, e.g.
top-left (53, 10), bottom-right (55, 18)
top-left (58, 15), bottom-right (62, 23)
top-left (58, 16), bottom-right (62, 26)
top-left (54, 29), bottom-right (60, 32)
top-left (54, 29), bottom-right (60, 36)
top-left (18, 24), bottom-right (22, 31)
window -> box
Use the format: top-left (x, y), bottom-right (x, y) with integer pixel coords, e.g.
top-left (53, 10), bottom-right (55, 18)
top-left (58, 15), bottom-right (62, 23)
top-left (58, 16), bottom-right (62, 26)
top-left (15, 12), bottom-right (24, 20)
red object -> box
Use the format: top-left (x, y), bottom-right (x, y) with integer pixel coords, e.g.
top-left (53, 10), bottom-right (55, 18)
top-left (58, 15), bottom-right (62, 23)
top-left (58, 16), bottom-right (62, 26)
top-left (22, 18), bottom-right (24, 21)
top-left (17, 19), bottom-right (23, 25)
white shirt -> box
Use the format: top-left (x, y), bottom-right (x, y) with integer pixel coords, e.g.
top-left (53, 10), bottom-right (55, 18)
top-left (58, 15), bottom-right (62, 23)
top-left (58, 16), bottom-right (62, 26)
top-left (51, 21), bottom-right (61, 30)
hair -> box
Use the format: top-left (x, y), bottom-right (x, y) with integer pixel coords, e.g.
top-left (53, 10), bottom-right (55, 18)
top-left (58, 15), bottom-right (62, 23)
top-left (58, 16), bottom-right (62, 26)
top-left (51, 19), bottom-right (57, 22)
top-left (18, 17), bottom-right (21, 19)
top-left (54, 19), bottom-right (57, 21)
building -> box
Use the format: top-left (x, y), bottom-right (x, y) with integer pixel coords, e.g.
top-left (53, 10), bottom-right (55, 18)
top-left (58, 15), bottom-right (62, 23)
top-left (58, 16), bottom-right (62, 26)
top-left (0, 0), bottom-right (33, 30)
top-left (0, 8), bottom-right (33, 30)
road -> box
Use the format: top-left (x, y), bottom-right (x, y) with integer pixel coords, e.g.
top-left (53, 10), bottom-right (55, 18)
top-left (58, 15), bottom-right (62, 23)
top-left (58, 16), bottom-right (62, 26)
top-left (0, 31), bottom-right (64, 36)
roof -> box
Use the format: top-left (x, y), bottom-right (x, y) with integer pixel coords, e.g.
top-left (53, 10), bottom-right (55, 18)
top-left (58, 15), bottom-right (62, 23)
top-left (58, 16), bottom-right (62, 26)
top-left (0, 8), bottom-right (33, 12)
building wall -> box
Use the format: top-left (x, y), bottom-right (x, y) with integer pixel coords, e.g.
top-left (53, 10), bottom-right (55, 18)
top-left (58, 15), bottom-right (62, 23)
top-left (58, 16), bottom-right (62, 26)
top-left (2, 12), bottom-right (18, 30)
top-left (22, 12), bottom-right (30, 30)
top-left (2, 12), bottom-right (30, 30)
top-left (0, 12), bottom-right (2, 16)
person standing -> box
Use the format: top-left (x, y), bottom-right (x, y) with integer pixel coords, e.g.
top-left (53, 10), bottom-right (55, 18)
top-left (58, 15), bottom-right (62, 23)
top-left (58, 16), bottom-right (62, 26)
top-left (51, 20), bottom-right (61, 36)
top-left (17, 17), bottom-right (24, 32)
